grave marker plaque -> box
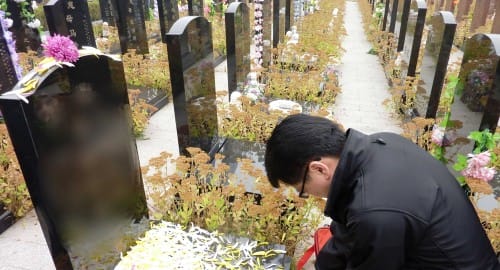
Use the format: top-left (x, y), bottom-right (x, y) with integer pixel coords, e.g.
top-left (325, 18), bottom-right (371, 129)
top-left (445, 34), bottom-right (500, 189)
top-left (158, 0), bottom-right (179, 43)
top-left (6, 1), bottom-right (41, 52)
top-left (0, 24), bottom-right (20, 94)
top-left (99, 0), bottom-right (116, 26)
top-left (397, 0), bottom-right (411, 51)
top-left (188, 0), bottom-right (204, 16)
top-left (262, 0), bottom-right (272, 66)
top-left (0, 54), bottom-right (148, 269)
top-left (401, 0), bottom-right (426, 78)
top-left (166, 16), bottom-right (219, 155)
top-left (382, 0), bottom-right (391, 31)
top-left (44, 0), bottom-right (97, 48)
top-left (418, 11), bottom-right (456, 118)
top-left (285, 0), bottom-right (294, 33)
top-left (226, 2), bottom-right (251, 97)
top-left (273, 0), bottom-right (286, 47)
top-left (389, 0), bottom-right (399, 33)
top-left (114, 0), bottom-right (149, 54)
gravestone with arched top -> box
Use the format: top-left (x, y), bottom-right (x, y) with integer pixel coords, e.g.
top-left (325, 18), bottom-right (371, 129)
top-left (226, 2), bottom-right (251, 97)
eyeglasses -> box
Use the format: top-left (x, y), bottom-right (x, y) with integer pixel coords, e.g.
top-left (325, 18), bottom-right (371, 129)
top-left (298, 164), bottom-right (310, 199)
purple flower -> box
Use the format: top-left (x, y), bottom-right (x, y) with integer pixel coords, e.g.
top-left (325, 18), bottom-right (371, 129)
top-left (0, 10), bottom-right (22, 78)
top-left (42, 34), bottom-right (79, 63)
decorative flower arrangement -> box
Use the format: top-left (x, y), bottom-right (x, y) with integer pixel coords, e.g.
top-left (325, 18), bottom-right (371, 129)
top-left (0, 9), bottom-right (22, 79)
top-left (0, 0), bottom-right (41, 31)
top-left (453, 129), bottom-right (499, 184)
top-left (115, 221), bottom-right (288, 270)
top-left (461, 151), bottom-right (496, 182)
top-left (253, 0), bottom-right (264, 67)
top-left (144, 149), bottom-right (326, 256)
top-left (431, 124), bottom-right (456, 147)
top-left (42, 34), bottom-right (79, 63)
top-left (0, 35), bottom-right (120, 103)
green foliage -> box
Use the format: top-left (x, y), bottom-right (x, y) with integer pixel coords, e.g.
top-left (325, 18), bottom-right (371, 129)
top-left (87, 0), bottom-right (102, 22)
top-left (452, 129), bottom-right (499, 186)
top-left (0, 125), bottom-right (32, 218)
top-left (468, 129), bottom-right (500, 154)
top-left (144, 149), bottom-right (326, 256)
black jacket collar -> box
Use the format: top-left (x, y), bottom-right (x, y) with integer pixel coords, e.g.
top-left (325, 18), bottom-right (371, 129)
top-left (324, 129), bottom-right (369, 222)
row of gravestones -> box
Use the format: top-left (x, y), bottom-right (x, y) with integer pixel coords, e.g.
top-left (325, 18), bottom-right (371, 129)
top-left (2, 0), bottom-right (311, 110)
top-left (0, 1), bottom-right (283, 268)
top-left (20, 0), bottom-right (310, 53)
top-left (373, 0), bottom-right (499, 185)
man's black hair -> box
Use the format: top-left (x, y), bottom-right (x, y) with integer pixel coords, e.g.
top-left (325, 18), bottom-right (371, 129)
top-left (265, 114), bottom-right (346, 188)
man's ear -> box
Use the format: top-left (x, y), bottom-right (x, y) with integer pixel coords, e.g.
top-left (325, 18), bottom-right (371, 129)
top-left (309, 160), bottom-right (330, 179)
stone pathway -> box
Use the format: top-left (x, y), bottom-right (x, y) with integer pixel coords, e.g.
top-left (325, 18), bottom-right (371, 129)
top-left (333, 1), bottom-right (402, 135)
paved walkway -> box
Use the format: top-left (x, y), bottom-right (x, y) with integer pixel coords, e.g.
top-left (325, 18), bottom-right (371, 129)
top-left (0, 2), bottom-right (402, 269)
top-left (333, 1), bottom-right (402, 135)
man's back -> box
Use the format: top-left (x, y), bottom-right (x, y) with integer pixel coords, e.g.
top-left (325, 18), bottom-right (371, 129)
top-left (319, 130), bottom-right (499, 269)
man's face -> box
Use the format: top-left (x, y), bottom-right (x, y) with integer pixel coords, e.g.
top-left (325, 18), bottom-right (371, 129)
top-left (290, 157), bottom-right (339, 198)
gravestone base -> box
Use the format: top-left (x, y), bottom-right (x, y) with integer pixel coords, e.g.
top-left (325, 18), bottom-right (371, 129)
top-left (0, 203), bottom-right (15, 234)
top-left (135, 87), bottom-right (169, 112)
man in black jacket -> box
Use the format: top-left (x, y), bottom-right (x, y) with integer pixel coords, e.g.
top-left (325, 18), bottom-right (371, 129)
top-left (264, 114), bottom-right (499, 269)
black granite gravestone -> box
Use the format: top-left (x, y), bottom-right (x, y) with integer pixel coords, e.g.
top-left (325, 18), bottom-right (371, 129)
top-left (456, 34), bottom-right (500, 132)
top-left (166, 16), bottom-right (219, 155)
top-left (99, 0), bottom-right (116, 26)
top-left (293, 0), bottom-right (301, 21)
top-left (401, 0), bottom-right (426, 78)
top-left (113, 0), bottom-right (149, 54)
top-left (418, 11), bottom-right (456, 118)
top-left (285, 0), bottom-right (294, 33)
top-left (6, 1), bottom-right (41, 52)
top-left (273, 0), bottom-right (286, 47)
top-left (388, 0), bottom-right (399, 33)
top-left (0, 54), bottom-right (148, 269)
top-left (158, 0), bottom-right (179, 43)
top-left (0, 24), bottom-right (20, 94)
top-left (262, 0), bottom-right (272, 66)
top-left (188, 0), bottom-right (204, 16)
top-left (382, 0), bottom-right (391, 31)
top-left (0, 22), bottom-right (21, 234)
top-left (226, 2), bottom-right (250, 97)
top-left (44, 0), bottom-right (97, 48)
top-left (445, 34), bottom-right (500, 194)
top-left (143, 0), bottom-right (151, 20)
top-left (396, 0), bottom-right (411, 51)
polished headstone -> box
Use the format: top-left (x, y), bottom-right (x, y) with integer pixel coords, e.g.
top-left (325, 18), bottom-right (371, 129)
top-left (285, 0), bottom-right (294, 33)
top-left (226, 2), bottom-right (251, 97)
top-left (166, 16), bottom-right (219, 155)
top-left (158, 0), bottom-right (179, 43)
top-left (99, 0), bottom-right (116, 26)
top-left (396, 0), bottom-right (411, 52)
top-left (445, 34), bottom-right (500, 196)
top-left (113, 0), bottom-right (149, 54)
top-left (6, 1), bottom-right (42, 52)
top-left (388, 0), bottom-right (399, 33)
top-left (44, 0), bottom-right (96, 48)
top-left (262, 0), bottom-right (272, 66)
top-left (418, 11), bottom-right (456, 118)
top-left (382, 0), bottom-right (391, 31)
top-left (188, 0), bottom-right (204, 16)
top-left (0, 25), bottom-right (20, 94)
top-left (273, 0), bottom-right (286, 47)
top-left (401, 0), bottom-right (426, 78)
top-left (0, 54), bottom-right (148, 269)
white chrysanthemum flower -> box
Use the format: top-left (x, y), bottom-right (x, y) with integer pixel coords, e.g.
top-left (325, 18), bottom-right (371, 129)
top-left (27, 19), bottom-right (41, 29)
